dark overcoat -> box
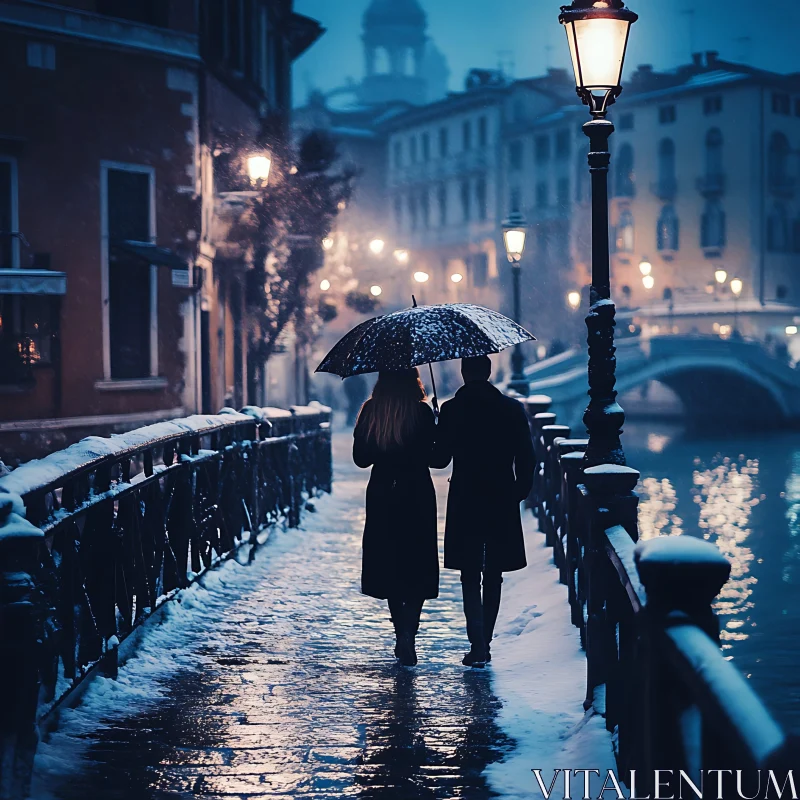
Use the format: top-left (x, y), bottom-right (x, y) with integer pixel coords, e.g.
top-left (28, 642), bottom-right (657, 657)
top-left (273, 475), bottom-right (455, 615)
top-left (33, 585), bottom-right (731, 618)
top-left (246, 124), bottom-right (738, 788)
top-left (353, 401), bottom-right (439, 600)
top-left (431, 381), bottom-right (534, 573)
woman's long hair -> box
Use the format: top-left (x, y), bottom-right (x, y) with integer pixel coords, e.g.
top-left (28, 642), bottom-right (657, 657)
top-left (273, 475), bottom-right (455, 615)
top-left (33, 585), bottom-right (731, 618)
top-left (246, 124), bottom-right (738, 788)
top-left (357, 369), bottom-right (427, 450)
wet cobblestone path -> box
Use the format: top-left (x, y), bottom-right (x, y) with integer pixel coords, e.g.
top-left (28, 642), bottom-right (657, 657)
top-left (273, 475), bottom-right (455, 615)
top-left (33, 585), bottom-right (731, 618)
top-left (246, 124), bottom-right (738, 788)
top-left (33, 434), bottom-right (515, 800)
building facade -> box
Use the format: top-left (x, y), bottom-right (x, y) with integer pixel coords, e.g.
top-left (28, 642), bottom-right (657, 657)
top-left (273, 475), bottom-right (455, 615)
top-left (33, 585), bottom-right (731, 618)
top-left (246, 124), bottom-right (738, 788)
top-left (0, 0), bottom-right (321, 461)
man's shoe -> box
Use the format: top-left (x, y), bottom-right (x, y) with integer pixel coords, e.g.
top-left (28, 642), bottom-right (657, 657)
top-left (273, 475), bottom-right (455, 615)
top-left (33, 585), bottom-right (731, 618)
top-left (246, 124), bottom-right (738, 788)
top-left (462, 646), bottom-right (487, 668)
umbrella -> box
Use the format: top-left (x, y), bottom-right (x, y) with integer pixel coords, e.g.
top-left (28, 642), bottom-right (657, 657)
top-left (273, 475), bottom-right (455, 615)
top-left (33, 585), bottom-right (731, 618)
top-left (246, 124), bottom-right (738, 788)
top-left (315, 302), bottom-right (535, 407)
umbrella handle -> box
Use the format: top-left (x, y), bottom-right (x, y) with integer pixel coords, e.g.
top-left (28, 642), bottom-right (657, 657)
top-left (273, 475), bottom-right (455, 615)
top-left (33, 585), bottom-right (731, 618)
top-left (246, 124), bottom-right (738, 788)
top-left (427, 362), bottom-right (439, 418)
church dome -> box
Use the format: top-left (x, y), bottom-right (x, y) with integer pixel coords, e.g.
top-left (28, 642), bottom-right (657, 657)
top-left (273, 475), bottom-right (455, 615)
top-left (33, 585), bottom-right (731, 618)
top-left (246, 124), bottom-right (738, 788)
top-left (363, 0), bottom-right (426, 29)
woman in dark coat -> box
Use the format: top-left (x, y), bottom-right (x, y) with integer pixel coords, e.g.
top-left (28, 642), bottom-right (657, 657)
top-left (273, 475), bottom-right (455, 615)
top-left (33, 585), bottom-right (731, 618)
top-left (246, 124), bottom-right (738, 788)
top-left (353, 368), bottom-right (439, 667)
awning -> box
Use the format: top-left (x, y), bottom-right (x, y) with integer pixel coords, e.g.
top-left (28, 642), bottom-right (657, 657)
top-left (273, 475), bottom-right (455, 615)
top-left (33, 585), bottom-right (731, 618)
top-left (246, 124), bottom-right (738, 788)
top-left (0, 269), bottom-right (67, 295)
top-left (112, 240), bottom-right (189, 270)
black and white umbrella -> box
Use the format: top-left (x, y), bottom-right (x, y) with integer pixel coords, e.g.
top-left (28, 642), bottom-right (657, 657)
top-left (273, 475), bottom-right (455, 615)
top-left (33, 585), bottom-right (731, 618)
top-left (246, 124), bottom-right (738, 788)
top-left (315, 302), bottom-right (534, 405)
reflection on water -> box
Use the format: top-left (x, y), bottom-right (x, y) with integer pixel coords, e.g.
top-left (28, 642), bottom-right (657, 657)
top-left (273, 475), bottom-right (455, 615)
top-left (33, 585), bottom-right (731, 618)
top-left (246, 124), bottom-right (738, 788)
top-left (626, 421), bottom-right (800, 734)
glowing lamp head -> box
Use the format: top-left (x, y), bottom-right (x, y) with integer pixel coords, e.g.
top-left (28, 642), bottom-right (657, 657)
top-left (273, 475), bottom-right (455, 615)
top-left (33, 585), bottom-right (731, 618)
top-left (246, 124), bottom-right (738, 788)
top-left (369, 238), bottom-right (385, 256)
top-left (319, 279), bottom-right (331, 291)
top-left (370, 285), bottom-right (382, 297)
top-left (567, 291), bottom-right (581, 309)
top-left (642, 274), bottom-right (655, 290)
top-left (559, 0), bottom-right (638, 117)
top-left (502, 211), bottom-right (528, 264)
top-left (638, 259), bottom-right (652, 277)
top-left (413, 271), bottom-right (430, 284)
top-left (247, 154), bottom-right (272, 185)
top-left (786, 325), bottom-right (798, 336)
top-left (322, 237), bottom-right (334, 251)
top-left (715, 268), bottom-right (728, 284)
top-left (730, 278), bottom-right (743, 296)
top-left (451, 273), bottom-right (464, 284)
top-left (393, 249), bottom-right (410, 264)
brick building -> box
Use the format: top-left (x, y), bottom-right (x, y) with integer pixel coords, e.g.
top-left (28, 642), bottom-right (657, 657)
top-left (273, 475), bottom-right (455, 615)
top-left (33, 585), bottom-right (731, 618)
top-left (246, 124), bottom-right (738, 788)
top-left (0, 0), bottom-right (321, 461)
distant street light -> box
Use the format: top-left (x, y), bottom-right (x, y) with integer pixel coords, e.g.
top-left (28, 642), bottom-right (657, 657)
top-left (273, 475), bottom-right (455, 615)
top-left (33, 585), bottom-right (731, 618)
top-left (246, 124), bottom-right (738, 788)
top-left (502, 211), bottom-right (530, 396)
top-left (730, 278), bottom-right (743, 296)
top-left (567, 290), bottom-right (581, 309)
top-left (370, 285), bottom-right (382, 297)
top-left (638, 259), bottom-right (652, 276)
top-left (786, 325), bottom-right (798, 336)
top-left (319, 279), bottom-right (331, 291)
top-left (451, 273), bottom-right (464, 283)
top-left (322, 237), bottom-right (334, 251)
top-left (247, 154), bottom-right (272, 185)
top-left (715, 268), bottom-right (728, 284)
top-left (560, 0), bottom-right (638, 466)
top-left (394, 249), bottom-right (410, 264)
top-left (642, 274), bottom-right (655, 290)
top-left (413, 271), bottom-right (429, 283)
top-left (369, 238), bottom-right (385, 256)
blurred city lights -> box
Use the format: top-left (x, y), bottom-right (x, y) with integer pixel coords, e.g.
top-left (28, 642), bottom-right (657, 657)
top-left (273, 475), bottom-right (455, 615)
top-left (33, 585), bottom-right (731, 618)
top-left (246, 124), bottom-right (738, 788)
top-left (413, 271), bottom-right (429, 283)
top-left (319, 279), bottom-right (331, 291)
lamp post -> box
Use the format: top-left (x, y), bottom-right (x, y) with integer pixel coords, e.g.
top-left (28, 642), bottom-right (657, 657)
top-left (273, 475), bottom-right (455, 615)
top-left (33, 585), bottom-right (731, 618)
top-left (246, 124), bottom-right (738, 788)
top-left (731, 277), bottom-right (743, 333)
top-left (559, 0), bottom-right (638, 466)
top-left (502, 211), bottom-right (529, 395)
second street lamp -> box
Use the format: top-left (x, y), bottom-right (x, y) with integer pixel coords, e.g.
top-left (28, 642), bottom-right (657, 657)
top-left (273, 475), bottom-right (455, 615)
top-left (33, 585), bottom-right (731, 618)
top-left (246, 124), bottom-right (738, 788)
top-left (503, 211), bottom-right (530, 395)
top-left (559, 0), bottom-right (638, 467)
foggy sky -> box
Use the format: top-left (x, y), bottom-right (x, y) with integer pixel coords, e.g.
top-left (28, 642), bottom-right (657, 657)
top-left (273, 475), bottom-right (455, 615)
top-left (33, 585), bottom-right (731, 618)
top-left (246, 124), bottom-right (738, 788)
top-left (293, 0), bottom-right (800, 106)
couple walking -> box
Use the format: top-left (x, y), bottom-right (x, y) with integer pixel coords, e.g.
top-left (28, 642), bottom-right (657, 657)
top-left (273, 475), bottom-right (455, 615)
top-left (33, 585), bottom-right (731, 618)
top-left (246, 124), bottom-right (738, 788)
top-left (353, 355), bottom-right (535, 668)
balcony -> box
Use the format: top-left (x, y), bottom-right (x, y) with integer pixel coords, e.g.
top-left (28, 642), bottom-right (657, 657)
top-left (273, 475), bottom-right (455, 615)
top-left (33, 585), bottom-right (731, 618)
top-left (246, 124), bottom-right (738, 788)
top-left (696, 173), bottom-right (727, 196)
top-left (650, 177), bottom-right (678, 201)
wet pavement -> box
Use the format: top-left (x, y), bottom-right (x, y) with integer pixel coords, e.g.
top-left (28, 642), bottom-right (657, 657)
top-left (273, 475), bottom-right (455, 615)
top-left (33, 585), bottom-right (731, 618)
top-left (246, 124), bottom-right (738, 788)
top-left (33, 434), bottom-right (515, 799)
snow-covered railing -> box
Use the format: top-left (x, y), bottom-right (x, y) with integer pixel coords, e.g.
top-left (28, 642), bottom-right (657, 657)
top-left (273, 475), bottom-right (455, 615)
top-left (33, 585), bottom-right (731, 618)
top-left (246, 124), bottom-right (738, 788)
top-left (523, 396), bottom-right (798, 796)
top-left (0, 403), bottom-right (331, 799)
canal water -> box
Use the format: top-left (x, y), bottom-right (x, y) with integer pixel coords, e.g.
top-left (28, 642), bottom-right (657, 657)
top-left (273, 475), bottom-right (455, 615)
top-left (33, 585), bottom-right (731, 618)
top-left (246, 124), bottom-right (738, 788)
top-left (623, 420), bottom-right (800, 735)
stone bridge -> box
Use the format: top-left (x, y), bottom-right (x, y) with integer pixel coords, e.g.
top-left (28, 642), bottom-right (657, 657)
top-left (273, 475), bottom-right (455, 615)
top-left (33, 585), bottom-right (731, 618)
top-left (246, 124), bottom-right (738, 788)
top-left (524, 334), bottom-right (800, 430)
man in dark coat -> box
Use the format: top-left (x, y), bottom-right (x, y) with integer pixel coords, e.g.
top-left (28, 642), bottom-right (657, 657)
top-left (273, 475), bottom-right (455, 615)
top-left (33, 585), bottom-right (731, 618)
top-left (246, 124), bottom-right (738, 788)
top-left (431, 355), bottom-right (535, 667)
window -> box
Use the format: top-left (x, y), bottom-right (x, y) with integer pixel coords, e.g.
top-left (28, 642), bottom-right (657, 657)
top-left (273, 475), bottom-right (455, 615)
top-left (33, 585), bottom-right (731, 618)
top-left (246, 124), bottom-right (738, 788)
top-left (657, 205), bottom-right (680, 251)
top-left (659, 105), bottom-right (677, 125)
top-left (409, 136), bottom-right (418, 163)
top-left (701, 200), bottom-right (726, 249)
top-left (615, 210), bottom-right (634, 253)
top-left (657, 138), bottom-right (676, 196)
top-left (460, 180), bottom-right (471, 221)
top-left (475, 177), bottom-right (487, 221)
top-left (439, 127), bottom-right (449, 157)
top-left (106, 166), bottom-right (155, 380)
top-left (768, 132), bottom-right (791, 190)
top-left (615, 143), bottom-right (635, 197)
top-left (557, 178), bottom-right (569, 207)
top-left (408, 195), bottom-right (418, 231)
top-left (772, 92), bottom-right (791, 115)
top-left (535, 135), bottom-right (550, 163)
top-left (509, 187), bottom-right (521, 214)
top-left (438, 184), bottom-right (448, 226)
top-left (509, 141), bottom-right (523, 171)
top-left (421, 133), bottom-right (430, 162)
top-left (535, 181), bottom-right (548, 209)
top-left (462, 120), bottom-right (472, 151)
top-left (471, 253), bottom-right (489, 288)
top-left (478, 116), bottom-right (488, 147)
top-left (556, 129), bottom-right (571, 159)
top-left (768, 204), bottom-right (789, 252)
top-left (705, 129), bottom-right (723, 178)
top-left (703, 96), bottom-right (723, 115)
top-left (0, 294), bottom-right (55, 382)
top-left (420, 191), bottom-right (430, 229)
top-left (619, 113), bottom-right (634, 131)
top-left (27, 41), bottom-right (55, 70)
top-left (0, 159), bottom-right (18, 269)
top-left (393, 141), bottom-right (402, 169)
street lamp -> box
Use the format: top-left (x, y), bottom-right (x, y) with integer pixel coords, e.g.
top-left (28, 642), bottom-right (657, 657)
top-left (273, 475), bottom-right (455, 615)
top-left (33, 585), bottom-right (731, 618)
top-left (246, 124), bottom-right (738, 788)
top-left (731, 277), bottom-right (743, 333)
top-left (413, 271), bottom-right (429, 283)
top-left (370, 285), bottom-right (382, 297)
top-left (247, 153), bottom-right (272, 185)
top-left (503, 211), bottom-right (530, 395)
top-left (638, 259), bottom-right (652, 276)
top-left (715, 268), bottom-right (728, 284)
top-left (322, 237), bottom-right (334, 251)
top-left (394, 249), bottom-right (410, 264)
top-left (320, 279), bottom-right (331, 291)
top-left (567, 290), bottom-right (581, 310)
top-left (560, 0), bottom-right (638, 466)
top-left (369, 238), bottom-right (385, 256)
top-left (642, 274), bottom-right (655, 290)
top-left (451, 272), bottom-right (464, 283)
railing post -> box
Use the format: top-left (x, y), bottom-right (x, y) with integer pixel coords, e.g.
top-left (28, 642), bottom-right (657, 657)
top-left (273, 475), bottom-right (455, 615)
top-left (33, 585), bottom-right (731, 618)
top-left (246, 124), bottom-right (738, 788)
top-left (520, 396), bottom-right (552, 511)
top-left (579, 465), bottom-right (640, 713)
top-left (634, 536), bottom-right (731, 788)
top-left (531, 412), bottom-right (556, 521)
top-left (0, 494), bottom-right (46, 800)
top-left (541, 425), bottom-right (571, 551)
top-left (554, 439), bottom-right (588, 587)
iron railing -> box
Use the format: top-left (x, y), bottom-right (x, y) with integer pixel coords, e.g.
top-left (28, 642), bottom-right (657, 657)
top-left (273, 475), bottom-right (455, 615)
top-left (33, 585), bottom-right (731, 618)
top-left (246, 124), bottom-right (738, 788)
top-left (0, 404), bottom-right (331, 799)
top-left (521, 395), bottom-right (798, 795)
